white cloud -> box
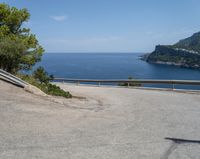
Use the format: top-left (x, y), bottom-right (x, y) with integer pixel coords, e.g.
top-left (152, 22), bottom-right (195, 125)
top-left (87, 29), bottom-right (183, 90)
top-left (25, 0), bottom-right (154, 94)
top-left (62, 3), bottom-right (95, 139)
top-left (51, 15), bottom-right (67, 21)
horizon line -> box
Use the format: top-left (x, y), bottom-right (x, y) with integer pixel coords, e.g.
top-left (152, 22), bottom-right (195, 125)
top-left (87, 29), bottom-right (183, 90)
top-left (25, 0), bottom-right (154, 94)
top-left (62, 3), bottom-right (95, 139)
top-left (44, 52), bottom-right (146, 54)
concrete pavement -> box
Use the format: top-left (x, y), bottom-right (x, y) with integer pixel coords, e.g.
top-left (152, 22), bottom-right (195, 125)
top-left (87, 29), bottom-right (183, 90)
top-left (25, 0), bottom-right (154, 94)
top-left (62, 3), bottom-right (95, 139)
top-left (1, 80), bottom-right (200, 158)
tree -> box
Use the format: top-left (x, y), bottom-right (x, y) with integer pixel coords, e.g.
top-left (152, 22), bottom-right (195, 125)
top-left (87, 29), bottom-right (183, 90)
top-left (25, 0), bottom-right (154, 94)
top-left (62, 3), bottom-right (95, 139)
top-left (33, 67), bottom-right (54, 84)
top-left (0, 3), bottom-right (44, 73)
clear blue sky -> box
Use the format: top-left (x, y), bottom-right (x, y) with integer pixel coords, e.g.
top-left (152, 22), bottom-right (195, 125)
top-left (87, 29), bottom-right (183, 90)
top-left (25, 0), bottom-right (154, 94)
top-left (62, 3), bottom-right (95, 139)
top-left (1, 0), bottom-right (200, 53)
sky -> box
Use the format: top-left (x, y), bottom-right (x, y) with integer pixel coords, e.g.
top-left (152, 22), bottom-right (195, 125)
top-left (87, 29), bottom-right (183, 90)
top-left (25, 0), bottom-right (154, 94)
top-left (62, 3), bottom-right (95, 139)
top-left (1, 0), bottom-right (200, 53)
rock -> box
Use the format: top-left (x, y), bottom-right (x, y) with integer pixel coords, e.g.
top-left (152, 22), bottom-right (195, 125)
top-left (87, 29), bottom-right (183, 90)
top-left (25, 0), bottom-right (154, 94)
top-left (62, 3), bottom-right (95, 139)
top-left (24, 84), bottom-right (47, 97)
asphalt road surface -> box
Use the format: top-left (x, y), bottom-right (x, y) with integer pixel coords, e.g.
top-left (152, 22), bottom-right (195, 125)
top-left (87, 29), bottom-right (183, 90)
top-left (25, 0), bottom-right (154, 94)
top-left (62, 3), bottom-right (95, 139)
top-left (1, 80), bottom-right (200, 159)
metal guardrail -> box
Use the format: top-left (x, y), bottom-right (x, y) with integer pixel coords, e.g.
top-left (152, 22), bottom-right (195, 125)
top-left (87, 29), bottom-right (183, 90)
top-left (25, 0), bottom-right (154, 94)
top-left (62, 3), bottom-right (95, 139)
top-left (0, 69), bottom-right (28, 88)
top-left (1, 69), bottom-right (199, 90)
top-left (54, 78), bottom-right (200, 89)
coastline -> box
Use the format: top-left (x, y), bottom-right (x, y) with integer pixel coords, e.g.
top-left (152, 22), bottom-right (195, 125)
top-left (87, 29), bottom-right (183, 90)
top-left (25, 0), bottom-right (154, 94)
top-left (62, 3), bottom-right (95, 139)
top-left (147, 60), bottom-right (200, 70)
top-left (140, 53), bottom-right (200, 70)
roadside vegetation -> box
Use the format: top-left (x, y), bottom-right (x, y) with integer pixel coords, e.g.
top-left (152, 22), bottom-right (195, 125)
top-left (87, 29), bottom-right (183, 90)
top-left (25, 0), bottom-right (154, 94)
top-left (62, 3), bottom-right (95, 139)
top-left (18, 67), bottom-right (72, 98)
top-left (0, 3), bottom-right (71, 98)
top-left (119, 77), bottom-right (142, 87)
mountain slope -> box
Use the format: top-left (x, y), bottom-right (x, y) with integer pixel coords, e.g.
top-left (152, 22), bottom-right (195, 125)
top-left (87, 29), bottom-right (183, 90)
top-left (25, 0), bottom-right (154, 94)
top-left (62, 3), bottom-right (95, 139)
top-left (146, 31), bottom-right (200, 69)
top-left (174, 32), bottom-right (200, 52)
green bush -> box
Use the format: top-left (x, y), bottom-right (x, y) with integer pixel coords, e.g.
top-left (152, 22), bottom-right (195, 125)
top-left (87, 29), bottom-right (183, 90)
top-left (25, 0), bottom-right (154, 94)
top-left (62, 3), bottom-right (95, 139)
top-left (33, 66), bottom-right (54, 84)
top-left (119, 77), bottom-right (141, 87)
top-left (18, 73), bottom-right (72, 98)
top-left (46, 83), bottom-right (72, 98)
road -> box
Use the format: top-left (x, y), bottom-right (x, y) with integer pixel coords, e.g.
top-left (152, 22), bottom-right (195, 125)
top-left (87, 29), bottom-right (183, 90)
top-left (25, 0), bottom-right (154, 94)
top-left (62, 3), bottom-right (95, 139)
top-left (1, 80), bottom-right (200, 159)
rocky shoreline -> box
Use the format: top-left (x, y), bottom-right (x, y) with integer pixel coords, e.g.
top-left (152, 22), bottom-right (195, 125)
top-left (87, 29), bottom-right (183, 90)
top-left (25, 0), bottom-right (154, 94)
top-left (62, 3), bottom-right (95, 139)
top-left (147, 60), bottom-right (200, 69)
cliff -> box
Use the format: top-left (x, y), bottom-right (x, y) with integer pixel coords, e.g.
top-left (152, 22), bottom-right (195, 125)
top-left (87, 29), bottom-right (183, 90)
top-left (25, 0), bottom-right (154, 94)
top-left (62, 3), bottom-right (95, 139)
top-left (146, 32), bottom-right (200, 69)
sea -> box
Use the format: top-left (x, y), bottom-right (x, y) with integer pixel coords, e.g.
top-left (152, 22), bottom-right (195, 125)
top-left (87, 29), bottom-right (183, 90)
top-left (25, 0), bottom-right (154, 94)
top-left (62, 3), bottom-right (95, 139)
top-left (35, 53), bottom-right (200, 90)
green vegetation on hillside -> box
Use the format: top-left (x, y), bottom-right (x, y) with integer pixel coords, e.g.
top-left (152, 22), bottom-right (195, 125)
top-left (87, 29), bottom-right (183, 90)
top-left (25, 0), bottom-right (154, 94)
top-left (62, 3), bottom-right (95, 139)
top-left (0, 3), bottom-right (71, 98)
top-left (18, 67), bottom-right (72, 98)
top-left (0, 3), bottom-right (44, 74)
top-left (174, 32), bottom-right (200, 52)
top-left (146, 32), bottom-right (200, 69)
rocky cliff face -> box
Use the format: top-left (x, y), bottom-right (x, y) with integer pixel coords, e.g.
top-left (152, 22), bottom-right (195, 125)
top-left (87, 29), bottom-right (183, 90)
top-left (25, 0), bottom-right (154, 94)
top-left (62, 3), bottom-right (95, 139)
top-left (146, 32), bottom-right (200, 69)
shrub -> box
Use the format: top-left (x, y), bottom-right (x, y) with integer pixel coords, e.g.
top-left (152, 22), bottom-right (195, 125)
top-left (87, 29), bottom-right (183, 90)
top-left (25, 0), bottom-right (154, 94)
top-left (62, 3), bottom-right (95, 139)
top-left (33, 66), bottom-right (54, 84)
top-left (119, 76), bottom-right (141, 87)
top-left (46, 83), bottom-right (72, 98)
top-left (18, 73), bottom-right (72, 98)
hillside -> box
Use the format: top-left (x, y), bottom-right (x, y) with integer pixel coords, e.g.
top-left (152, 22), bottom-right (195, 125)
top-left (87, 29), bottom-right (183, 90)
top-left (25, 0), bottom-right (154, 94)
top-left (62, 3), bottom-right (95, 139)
top-left (174, 31), bottom-right (200, 52)
top-left (145, 32), bottom-right (200, 69)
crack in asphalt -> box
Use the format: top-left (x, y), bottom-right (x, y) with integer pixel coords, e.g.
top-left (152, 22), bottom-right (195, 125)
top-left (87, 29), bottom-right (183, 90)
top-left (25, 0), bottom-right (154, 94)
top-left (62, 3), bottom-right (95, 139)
top-left (161, 137), bottom-right (200, 159)
top-left (161, 142), bottom-right (178, 159)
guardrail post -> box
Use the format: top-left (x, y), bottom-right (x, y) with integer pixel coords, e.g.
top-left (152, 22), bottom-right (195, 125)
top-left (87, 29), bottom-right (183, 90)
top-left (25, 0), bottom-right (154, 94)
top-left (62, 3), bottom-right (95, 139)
top-left (172, 82), bottom-right (175, 90)
top-left (98, 82), bottom-right (100, 87)
top-left (76, 81), bottom-right (79, 85)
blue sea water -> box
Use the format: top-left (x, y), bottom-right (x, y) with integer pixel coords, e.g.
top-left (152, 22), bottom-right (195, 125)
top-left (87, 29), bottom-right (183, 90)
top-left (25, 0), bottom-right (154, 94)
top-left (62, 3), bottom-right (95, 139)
top-left (35, 53), bottom-right (200, 89)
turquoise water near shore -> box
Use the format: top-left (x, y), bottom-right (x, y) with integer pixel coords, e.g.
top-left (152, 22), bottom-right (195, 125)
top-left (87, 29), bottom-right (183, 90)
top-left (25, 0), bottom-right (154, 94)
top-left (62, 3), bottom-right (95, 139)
top-left (35, 53), bottom-right (200, 89)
